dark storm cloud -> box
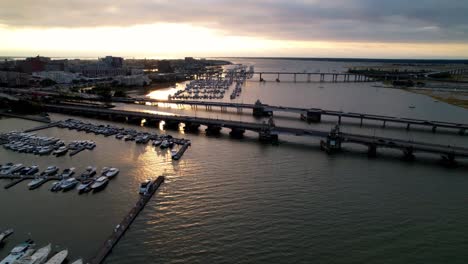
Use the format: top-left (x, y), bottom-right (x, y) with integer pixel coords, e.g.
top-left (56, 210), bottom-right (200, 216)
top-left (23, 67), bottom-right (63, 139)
top-left (1, 0), bottom-right (467, 42)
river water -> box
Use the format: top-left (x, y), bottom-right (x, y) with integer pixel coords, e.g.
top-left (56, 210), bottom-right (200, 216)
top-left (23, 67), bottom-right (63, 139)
top-left (1, 58), bottom-right (468, 263)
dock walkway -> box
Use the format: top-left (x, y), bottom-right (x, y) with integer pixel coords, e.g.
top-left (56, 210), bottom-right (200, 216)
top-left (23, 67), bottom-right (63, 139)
top-left (89, 176), bottom-right (165, 264)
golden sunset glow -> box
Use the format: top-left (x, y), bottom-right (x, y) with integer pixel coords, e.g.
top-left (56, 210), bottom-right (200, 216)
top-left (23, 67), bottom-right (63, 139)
top-left (1, 23), bottom-right (467, 58)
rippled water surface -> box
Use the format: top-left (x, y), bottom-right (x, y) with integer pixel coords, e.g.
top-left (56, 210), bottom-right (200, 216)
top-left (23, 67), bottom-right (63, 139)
top-left (1, 58), bottom-right (468, 263)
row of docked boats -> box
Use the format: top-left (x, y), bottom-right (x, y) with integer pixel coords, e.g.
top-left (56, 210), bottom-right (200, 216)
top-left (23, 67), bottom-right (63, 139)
top-left (58, 118), bottom-right (191, 148)
top-left (0, 238), bottom-right (82, 264)
top-left (0, 163), bottom-right (119, 192)
top-left (50, 166), bottom-right (119, 193)
top-left (0, 131), bottom-right (95, 157)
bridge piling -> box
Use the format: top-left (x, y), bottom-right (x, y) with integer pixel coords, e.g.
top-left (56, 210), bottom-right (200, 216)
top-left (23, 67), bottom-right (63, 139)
top-left (368, 144), bottom-right (377, 158)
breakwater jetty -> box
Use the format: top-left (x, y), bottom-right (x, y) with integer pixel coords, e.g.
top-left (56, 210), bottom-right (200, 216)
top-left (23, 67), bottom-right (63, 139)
top-left (89, 176), bottom-right (165, 264)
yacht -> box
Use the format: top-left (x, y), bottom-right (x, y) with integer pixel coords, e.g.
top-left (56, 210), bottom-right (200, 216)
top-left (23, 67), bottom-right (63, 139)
top-left (160, 140), bottom-right (170, 149)
top-left (77, 179), bottom-right (94, 193)
top-left (16, 243), bottom-right (51, 264)
top-left (1, 163), bottom-right (24, 176)
top-left (60, 178), bottom-right (78, 191)
top-left (139, 179), bottom-right (153, 195)
top-left (104, 168), bottom-right (119, 178)
top-left (52, 146), bottom-right (68, 156)
top-left (81, 167), bottom-right (96, 178)
top-left (50, 181), bottom-right (64, 192)
top-left (59, 168), bottom-right (75, 178)
top-left (42, 166), bottom-right (59, 176)
top-left (91, 176), bottom-right (109, 191)
top-left (28, 177), bottom-right (48, 190)
top-left (85, 141), bottom-right (96, 150)
top-left (152, 139), bottom-right (162, 146)
top-left (100, 167), bottom-right (110, 176)
top-left (171, 149), bottom-right (178, 159)
top-left (44, 249), bottom-right (67, 264)
top-left (0, 240), bottom-right (35, 264)
top-left (115, 134), bottom-right (124, 140)
top-left (0, 163), bottom-right (13, 171)
top-left (0, 229), bottom-right (13, 244)
top-left (25, 166), bottom-right (39, 176)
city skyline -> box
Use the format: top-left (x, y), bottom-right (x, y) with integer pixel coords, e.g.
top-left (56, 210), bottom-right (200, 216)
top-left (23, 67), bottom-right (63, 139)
top-left (1, 0), bottom-right (468, 59)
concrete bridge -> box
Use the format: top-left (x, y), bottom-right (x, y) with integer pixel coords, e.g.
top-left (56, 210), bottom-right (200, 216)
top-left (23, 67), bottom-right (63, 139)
top-left (252, 72), bottom-right (373, 83)
top-left (44, 104), bottom-right (468, 163)
top-left (112, 98), bottom-right (468, 135)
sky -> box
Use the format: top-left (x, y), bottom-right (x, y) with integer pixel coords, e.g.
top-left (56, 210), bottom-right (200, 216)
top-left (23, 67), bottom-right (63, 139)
top-left (0, 0), bottom-right (467, 59)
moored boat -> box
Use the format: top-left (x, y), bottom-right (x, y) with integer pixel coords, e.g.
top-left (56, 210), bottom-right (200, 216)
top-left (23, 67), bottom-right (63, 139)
top-left (77, 179), bottom-right (94, 194)
top-left (0, 239), bottom-right (34, 264)
top-left (52, 146), bottom-right (68, 156)
top-left (90, 176), bottom-right (109, 191)
top-left (42, 166), bottom-right (59, 176)
top-left (59, 168), bottom-right (75, 178)
top-left (104, 168), bottom-right (119, 178)
top-left (60, 178), bottom-right (78, 191)
top-left (28, 177), bottom-right (48, 190)
top-left (139, 179), bottom-right (153, 195)
top-left (44, 249), bottom-right (67, 264)
top-left (15, 243), bottom-right (51, 264)
top-left (0, 229), bottom-right (13, 244)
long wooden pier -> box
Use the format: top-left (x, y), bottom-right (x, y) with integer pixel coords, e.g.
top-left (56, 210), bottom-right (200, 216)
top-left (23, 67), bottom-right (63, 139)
top-left (45, 104), bottom-right (468, 163)
top-left (0, 175), bottom-right (60, 189)
top-left (89, 176), bottom-right (165, 264)
top-left (111, 98), bottom-right (468, 135)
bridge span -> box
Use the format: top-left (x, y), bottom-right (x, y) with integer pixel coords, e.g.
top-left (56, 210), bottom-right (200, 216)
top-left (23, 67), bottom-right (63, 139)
top-left (45, 104), bottom-right (468, 163)
top-left (112, 98), bottom-right (468, 135)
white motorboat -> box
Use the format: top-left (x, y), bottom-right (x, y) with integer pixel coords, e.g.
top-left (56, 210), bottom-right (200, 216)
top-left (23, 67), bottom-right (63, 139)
top-left (42, 166), bottom-right (59, 176)
top-left (60, 178), bottom-right (78, 191)
top-left (0, 240), bottom-right (35, 264)
top-left (139, 179), bottom-right (153, 195)
top-left (25, 166), bottom-right (39, 175)
top-left (44, 249), bottom-right (67, 264)
top-left (15, 243), bottom-right (51, 264)
top-left (90, 176), bottom-right (109, 191)
top-left (77, 179), bottom-right (94, 193)
top-left (0, 229), bottom-right (13, 244)
top-left (0, 163), bottom-right (23, 176)
top-left (104, 168), bottom-right (119, 178)
top-left (59, 168), bottom-right (75, 178)
top-left (52, 146), bottom-right (68, 156)
top-left (28, 177), bottom-right (47, 190)
top-left (81, 166), bottom-right (96, 178)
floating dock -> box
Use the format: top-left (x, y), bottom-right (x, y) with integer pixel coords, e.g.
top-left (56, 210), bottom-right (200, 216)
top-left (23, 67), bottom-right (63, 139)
top-left (23, 122), bottom-right (59, 133)
top-left (89, 176), bottom-right (165, 264)
top-left (1, 175), bottom-right (60, 189)
top-left (172, 143), bottom-right (190, 160)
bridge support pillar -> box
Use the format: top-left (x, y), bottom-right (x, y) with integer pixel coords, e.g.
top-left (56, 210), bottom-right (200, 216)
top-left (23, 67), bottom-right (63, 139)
top-left (360, 117), bottom-right (363, 127)
top-left (164, 120), bottom-right (179, 130)
top-left (320, 125), bottom-right (342, 154)
top-left (320, 74), bottom-right (325, 82)
top-left (229, 128), bottom-right (245, 139)
top-left (294, 73), bottom-right (297, 83)
top-left (259, 130), bottom-right (278, 144)
top-left (276, 73), bottom-right (280, 82)
top-left (301, 109), bottom-right (322, 123)
top-left (406, 123), bottom-right (411, 130)
top-left (403, 147), bottom-right (415, 161)
top-left (432, 126), bottom-right (437, 133)
top-left (307, 74), bottom-right (311, 83)
top-left (253, 100), bottom-right (272, 117)
top-left (259, 73), bottom-right (263, 82)
top-left (206, 125), bottom-right (222, 135)
top-left (367, 144), bottom-right (377, 158)
top-left (338, 115), bottom-right (342, 125)
top-left (184, 122), bottom-right (200, 133)
top-left (382, 120), bottom-right (386, 128)
top-left (145, 118), bottom-right (160, 127)
top-left (128, 117), bottom-right (142, 125)
top-left (459, 128), bottom-right (466, 135)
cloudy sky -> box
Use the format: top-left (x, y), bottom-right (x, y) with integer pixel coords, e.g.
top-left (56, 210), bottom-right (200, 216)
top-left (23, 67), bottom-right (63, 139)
top-left (1, 0), bottom-right (467, 58)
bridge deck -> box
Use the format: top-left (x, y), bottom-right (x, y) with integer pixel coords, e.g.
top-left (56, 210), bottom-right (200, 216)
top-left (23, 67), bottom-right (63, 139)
top-left (113, 98), bottom-right (468, 131)
top-left (45, 104), bottom-right (468, 159)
